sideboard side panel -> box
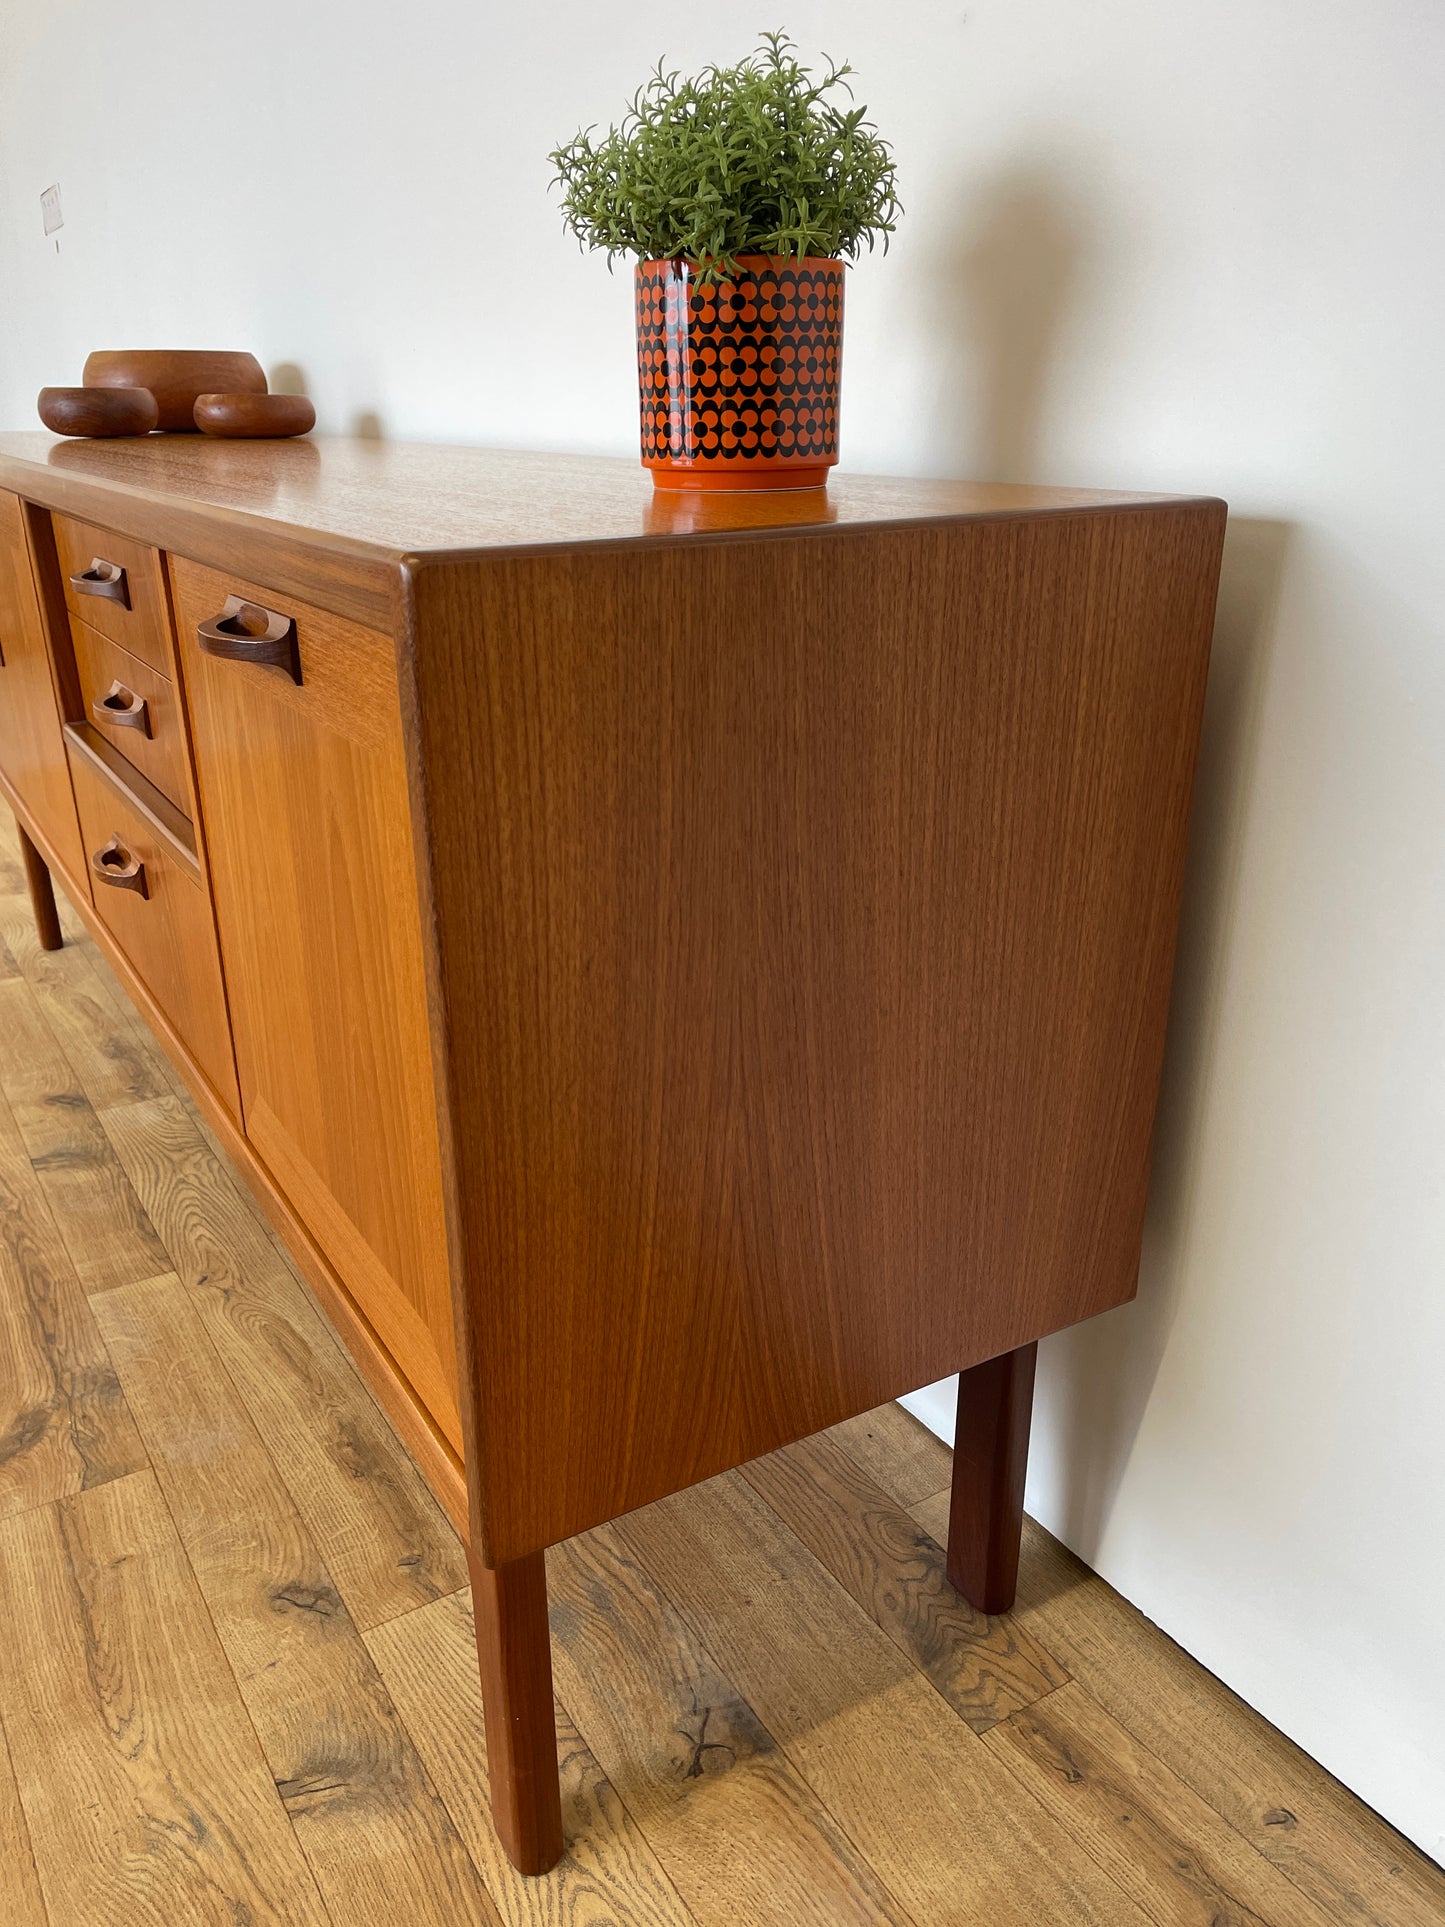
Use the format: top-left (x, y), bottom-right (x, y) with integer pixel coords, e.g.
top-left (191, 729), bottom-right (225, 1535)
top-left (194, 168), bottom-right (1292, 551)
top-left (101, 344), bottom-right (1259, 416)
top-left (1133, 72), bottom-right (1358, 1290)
top-left (405, 505), bottom-right (1226, 1562)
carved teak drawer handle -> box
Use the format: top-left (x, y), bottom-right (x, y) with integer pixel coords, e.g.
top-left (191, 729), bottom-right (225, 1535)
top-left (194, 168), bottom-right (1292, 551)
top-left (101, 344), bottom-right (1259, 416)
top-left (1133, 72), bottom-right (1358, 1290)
top-left (71, 557), bottom-right (130, 607)
top-left (92, 678), bottom-right (151, 735)
top-left (90, 835), bottom-right (148, 898)
top-left (196, 595), bottom-right (301, 684)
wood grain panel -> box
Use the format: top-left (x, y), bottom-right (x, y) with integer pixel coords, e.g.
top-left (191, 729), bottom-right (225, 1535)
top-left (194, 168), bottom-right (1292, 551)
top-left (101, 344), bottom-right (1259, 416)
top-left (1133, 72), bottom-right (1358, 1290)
top-left (0, 1472), bottom-right (329, 1924)
top-left (170, 553), bottom-right (459, 1451)
top-left (0, 975), bottom-right (168, 1293)
top-left (547, 1523), bottom-right (909, 1927)
top-left (68, 747), bottom-right (239, 1114)
top-left (742, 1430), bottom-right (1065, 1731)
top-left (50, 511), bottom-right (173, 675)
top-left (985, 1681), bottom-right (1341, 1927)
top-left (93, 1273), bottom-right (501, 1927)
top-left (403, 504), bottom-right (1226, 1559)
top-left (69, 618), bottom-right (190, 812)
top-left (367, 1587), bottom-right (697, 1927)
top-left (0, 1082), bottom-right (145, 1517)
top-left (97, 1092), bottom-right (467, 1630)
top-left (619, 1472), bottom-right (1153, 1927)
top-left (0, 492), bottom-right (85, 888)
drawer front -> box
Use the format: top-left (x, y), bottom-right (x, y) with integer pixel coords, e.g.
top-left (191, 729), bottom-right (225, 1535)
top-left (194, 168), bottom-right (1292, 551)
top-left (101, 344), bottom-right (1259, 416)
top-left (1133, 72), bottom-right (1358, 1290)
top-left (0, 492), bottom-right (88, 890)
top-left (169, 554), bottom-right (460, 1449)
top-left (71, 617), bottom-right (190, 815)
top-left (52, 513), bottom-right (173, 675)
top-left (69, 748), bottom-right (239, 1114)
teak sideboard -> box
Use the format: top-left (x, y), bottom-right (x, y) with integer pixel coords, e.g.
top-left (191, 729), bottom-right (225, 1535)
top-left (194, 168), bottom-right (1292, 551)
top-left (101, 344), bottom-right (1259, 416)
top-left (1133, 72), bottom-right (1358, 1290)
top-left (0, 433), bottom-right (1225, 1873)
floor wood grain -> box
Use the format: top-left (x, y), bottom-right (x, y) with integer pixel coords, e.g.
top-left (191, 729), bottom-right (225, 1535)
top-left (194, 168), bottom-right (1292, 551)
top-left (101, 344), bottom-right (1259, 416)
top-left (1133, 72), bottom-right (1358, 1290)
top-left (94, 1271), bottom-right (501, 1927)
top-left (366, 1586), bottom-right (697, 1927)
top-left (0, 1470), bottom-right (330, 1926)
top-left (0, 1082), bottom-right (146, 1519)
top-left (0, 1711), bottom-right (46, 1927)
top-left (0, 976), bottom-right (170, 1294)
top-left (1, 803), bottom-right (1442, 1925)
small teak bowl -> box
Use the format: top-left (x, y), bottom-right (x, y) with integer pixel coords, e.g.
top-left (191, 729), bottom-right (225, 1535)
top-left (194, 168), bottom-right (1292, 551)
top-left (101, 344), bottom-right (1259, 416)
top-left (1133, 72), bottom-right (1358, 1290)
top-left (194, 392), bottom-right (315, 439)
top-left (37, 386), bottom-right (159, 438)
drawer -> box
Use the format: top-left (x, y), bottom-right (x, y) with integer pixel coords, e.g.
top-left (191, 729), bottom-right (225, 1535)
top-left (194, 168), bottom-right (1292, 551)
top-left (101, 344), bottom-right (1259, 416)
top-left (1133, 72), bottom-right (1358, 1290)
top-left (70, 617), bottom-right (191, 815)
top-left (51, 512), bottom-right (173, 675)
top-left (68, 747), bottom-right (239, 1116)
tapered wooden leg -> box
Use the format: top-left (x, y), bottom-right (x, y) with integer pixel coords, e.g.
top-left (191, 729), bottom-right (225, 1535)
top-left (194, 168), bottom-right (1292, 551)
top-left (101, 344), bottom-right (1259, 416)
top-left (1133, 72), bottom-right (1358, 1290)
top-left (946, 1340), bottom-right (1037, 1614)
top-left (466, 1545), bottom-right (564, 1874)
top-left (17, 822), bottom-right (63, 951)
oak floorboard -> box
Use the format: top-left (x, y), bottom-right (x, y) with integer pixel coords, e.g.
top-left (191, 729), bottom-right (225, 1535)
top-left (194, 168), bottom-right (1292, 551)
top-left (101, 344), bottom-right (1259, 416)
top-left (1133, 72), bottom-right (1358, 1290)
top-left (0, 831), bottom-right (26, 896)
top-left (0, 975), bottom-right (170, 1294)
top-left (0, 887), bottom-right (175, 1113)
top-left (909, 1495), bottom-right (1445, 1927)
top-left (0, 1713), bottom-right (46, 1927)
top-left (367, 1586), bottom-right (698, 1927)
top-left (0, 1081), bottom-right (147, 1518)
top-left (0, 1469), bottom-right (330, 1925)
top-left (827, 1400), bottom-right (953, 1508)
top-left (618, 1471), bottom-right (1154, 1927)
top-left (97, 1093), bottom-right (467, 1630)
top-left (547, 1523), bottom-right (911, 1927)
top-left (742, 1430), bottom-right (1065, 1732)
top-left (985, 1679), bottom-right (1344, 1927)
top-left (94, 1273), bottom-right (501, 1927)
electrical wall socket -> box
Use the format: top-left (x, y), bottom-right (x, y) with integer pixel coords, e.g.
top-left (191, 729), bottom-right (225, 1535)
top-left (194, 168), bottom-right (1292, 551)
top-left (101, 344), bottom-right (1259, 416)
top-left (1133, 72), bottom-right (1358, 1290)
top-left (41, 184), bottom-right (63, 235)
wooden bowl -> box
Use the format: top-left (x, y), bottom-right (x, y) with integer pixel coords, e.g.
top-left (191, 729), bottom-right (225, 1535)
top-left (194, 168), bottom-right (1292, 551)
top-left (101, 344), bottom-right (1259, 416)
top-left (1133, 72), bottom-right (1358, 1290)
top-left (37, 386), bottom-right (160, 437)
top-left (193, 392), bottom-right (315, 439)
top-left (83, 349), bottom-right (266, 432)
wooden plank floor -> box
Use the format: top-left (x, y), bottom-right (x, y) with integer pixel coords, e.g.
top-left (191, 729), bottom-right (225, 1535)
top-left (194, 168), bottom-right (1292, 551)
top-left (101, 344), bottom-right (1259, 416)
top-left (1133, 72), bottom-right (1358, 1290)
top-left (0, 810), bottom-right (1441, 1927)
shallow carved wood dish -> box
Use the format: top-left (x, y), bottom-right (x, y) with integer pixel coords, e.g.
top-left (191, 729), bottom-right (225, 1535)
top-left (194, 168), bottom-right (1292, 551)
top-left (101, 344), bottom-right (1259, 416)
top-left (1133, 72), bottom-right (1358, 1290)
top-left (37, 386), bottom-right (159, 438)
top-left (83, 349), bottom-right (266, 432)
top-left (193, 392), bottom-right (316, 439)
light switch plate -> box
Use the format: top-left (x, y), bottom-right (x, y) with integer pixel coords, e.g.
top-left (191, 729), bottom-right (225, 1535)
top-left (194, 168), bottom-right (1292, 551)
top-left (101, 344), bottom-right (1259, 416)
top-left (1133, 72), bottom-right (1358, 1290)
top-left (41, 184), bottom-right (63, 235)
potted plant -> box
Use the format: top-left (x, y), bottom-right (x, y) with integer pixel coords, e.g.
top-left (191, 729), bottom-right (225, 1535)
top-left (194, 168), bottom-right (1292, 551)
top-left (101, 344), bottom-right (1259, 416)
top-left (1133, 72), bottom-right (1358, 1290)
top-left (550, 32), bottom-right (900, 491)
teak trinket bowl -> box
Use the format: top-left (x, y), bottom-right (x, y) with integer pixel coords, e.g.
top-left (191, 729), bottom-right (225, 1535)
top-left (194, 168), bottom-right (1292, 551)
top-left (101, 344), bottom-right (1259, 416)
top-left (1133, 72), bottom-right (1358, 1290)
top-left (194, 392), bottom-right (316, 438)
top-left (36, 386), bottom-right (159, 438)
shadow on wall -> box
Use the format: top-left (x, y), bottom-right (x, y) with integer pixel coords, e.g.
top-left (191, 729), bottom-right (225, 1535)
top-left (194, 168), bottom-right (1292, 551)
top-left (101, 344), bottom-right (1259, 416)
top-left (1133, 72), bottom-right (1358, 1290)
top-left (936, 160), bottom-right (1085, 482)
top-left (933, 157), bottom-right (1297, 1562)
top-left (1039, 515), bottom-right (1294, 1564)
top-left (266, 364), bottom-right (386, 441)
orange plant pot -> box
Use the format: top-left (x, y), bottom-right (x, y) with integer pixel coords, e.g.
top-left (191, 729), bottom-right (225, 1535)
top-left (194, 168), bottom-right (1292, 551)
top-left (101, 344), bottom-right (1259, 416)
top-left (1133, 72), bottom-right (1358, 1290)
top-left (636, 255), bottom-right (844, 490)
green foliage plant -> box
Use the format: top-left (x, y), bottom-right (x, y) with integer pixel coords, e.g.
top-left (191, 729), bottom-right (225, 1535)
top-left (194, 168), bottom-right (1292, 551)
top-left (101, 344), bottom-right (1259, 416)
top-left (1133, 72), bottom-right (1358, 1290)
top-left (549, 31), bottom-right (901, 281)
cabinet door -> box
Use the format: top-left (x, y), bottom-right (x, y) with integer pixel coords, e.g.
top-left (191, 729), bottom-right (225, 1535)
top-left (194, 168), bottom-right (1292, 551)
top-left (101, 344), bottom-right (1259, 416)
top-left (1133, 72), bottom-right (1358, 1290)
top-left (170, 556), bottom-right (461, 1450)
top-left (0, 492), bottom-right (86, 885)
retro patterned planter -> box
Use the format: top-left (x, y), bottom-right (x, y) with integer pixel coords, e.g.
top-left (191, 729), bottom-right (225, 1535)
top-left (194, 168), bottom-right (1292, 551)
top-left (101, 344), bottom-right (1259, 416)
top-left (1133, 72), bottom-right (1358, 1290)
top-left (636, 255), bottom-right (844, 490)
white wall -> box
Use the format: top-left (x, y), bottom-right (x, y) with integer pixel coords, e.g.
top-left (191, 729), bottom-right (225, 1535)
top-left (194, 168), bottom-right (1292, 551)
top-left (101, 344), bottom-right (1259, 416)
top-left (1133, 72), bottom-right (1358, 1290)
top-left (4, 0), bottom-right (1443, 1859)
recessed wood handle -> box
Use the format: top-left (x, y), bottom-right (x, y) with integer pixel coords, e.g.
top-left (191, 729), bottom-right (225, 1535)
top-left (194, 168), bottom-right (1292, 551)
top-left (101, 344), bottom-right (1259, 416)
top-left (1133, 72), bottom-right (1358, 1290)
top-left (90, 835), bottom-right (148, 898)
top-left (92, 678), bottom-right (151, 735)
top-left (196, 595), bottom-right (301, 684)
top-left (71, 557), bottom-right (131, 607)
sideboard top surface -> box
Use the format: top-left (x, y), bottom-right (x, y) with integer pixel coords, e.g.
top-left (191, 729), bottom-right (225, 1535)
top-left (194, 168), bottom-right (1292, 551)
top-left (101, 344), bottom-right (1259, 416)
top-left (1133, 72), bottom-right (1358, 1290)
top-left (0, 431), bottom-right (1215, 563)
